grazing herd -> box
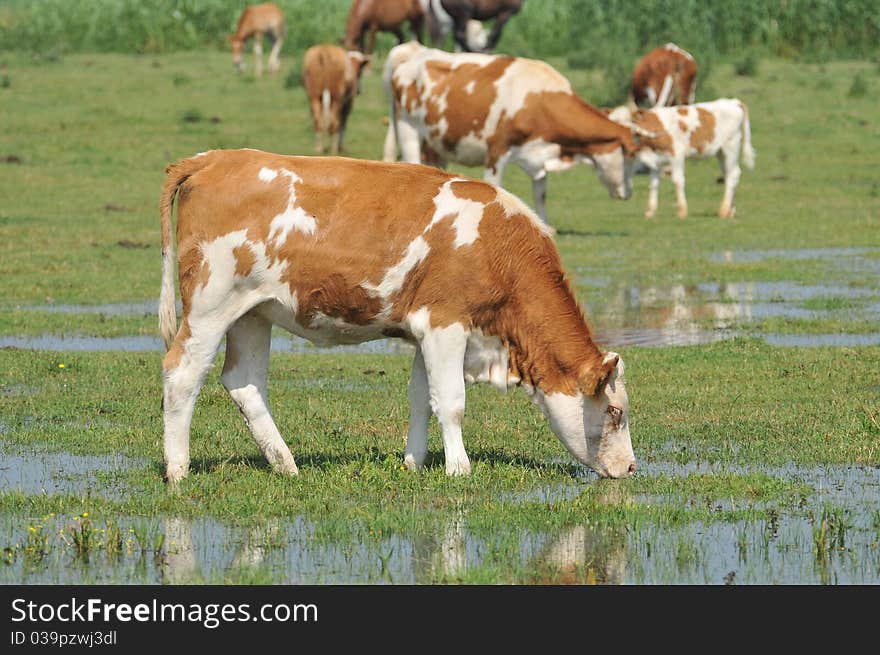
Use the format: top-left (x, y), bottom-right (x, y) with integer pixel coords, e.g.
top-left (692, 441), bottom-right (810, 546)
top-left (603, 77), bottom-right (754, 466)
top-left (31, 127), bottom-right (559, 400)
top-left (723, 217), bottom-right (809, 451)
top-left (157, 1), bottom-right (757, 484)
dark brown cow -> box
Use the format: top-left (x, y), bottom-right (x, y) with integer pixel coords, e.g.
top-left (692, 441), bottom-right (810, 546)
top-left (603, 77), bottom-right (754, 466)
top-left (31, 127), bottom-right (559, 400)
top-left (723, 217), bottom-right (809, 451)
top-left (344, 0), bottom-right (426, 54)
top-left (428, 0), bottom-right (523, 52)
top-left (629, 43), bottom-right (697, 108)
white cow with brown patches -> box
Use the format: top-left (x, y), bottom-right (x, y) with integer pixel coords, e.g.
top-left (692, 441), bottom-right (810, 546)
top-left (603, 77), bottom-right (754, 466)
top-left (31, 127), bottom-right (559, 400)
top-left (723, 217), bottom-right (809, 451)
top-left (382, 42), bottom-right (645, 224)
top-left (609, 99), bottom-right (755, 219)
top-left (629, 43), bottom-right (697, 108)
top-left (158, 149), bottom-right (636, 484)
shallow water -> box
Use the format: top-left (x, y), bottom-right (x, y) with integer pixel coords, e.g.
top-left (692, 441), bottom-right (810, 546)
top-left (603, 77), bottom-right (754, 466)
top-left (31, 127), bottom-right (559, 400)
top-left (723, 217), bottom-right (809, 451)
top-left (1, 447), bottom-right (877, 583)
top-left (0, 441), bottom-right (141, 500)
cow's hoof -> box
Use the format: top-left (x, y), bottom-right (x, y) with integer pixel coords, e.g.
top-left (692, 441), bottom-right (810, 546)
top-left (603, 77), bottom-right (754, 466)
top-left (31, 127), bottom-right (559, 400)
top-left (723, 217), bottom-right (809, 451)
top-left (644, 211), bottom-right (656, 219)
top-left (445, 458), bottom-right (471, 476)
top-left (404, 453), bottom-right (425, 471)
top-left (677, 209), bottom-right (688, 219)
top-left (164, 463), bottom-right (189, 487)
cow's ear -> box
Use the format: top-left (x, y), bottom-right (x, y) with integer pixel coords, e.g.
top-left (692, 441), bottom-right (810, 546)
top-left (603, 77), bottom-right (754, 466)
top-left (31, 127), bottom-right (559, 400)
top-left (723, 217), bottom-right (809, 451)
top-left (582, 353), bottom-right (619, 396)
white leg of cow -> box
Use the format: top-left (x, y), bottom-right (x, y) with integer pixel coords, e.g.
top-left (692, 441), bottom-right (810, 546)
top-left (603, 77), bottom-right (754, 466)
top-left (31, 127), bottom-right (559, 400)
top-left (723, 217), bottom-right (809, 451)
top-left (718, 143), bottom-right (742, 219)
top-left (482, 154), bottom-right (509, 188)
top-left (162, 319), bottom-right (228, 484)
top-left (397, 120), bottom-right (422, 164)
top-left (268, 37), bottom-right (282, 73)
top-left (671, 158), bottom-right (688, 219)
top-left (253, 37), bottom-right (264, 77)
top-left (531, 173), bottom-right (549, 223)
top-left (382, 120), bottom-right (398, 162)
top-left (221, 313), bottom-right (298, 476)
top-left (419, 324), bottom-right (470, 476)
top-left (404, 348), bottom-right (430, 471)
top-left (645, 167), bottom-right (660, 218)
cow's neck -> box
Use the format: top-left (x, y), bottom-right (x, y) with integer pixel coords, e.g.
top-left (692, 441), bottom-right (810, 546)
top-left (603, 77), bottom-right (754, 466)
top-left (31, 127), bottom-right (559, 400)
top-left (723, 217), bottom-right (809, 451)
top-left (540, 92), bottom-right (629, 156)
top-left (486, 245), bottom-right (605, 395)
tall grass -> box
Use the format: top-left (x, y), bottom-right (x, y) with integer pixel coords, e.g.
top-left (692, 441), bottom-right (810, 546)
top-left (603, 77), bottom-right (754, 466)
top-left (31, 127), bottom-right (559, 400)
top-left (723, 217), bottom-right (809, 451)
top-left (0, 0), bottom-right (877, 60)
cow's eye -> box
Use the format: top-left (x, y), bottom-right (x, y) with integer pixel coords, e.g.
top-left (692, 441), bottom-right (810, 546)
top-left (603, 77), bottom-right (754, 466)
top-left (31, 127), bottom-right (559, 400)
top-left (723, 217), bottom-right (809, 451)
top-left (607, 406), bottom-right (623, 427)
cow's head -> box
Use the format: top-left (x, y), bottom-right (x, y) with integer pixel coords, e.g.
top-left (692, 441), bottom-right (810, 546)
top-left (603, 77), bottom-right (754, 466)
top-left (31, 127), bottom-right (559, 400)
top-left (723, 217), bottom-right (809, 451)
top-left (346, 51), bottom-right (372, 94)
top-left (531, 352), bottom-right (636, 479)
top-left (590, 143), bottom-right (634, 200)
top-left (230, 36), bottom-right (245, 72)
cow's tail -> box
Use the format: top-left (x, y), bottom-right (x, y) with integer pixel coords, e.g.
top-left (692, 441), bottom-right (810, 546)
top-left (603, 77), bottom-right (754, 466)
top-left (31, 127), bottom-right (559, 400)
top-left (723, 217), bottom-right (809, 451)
top-left (321, 89), bottom-right (331, 131)
top-left (159, 153), bottom-right (210, 350)
top-left (740, 101), bottom-right (756, 170)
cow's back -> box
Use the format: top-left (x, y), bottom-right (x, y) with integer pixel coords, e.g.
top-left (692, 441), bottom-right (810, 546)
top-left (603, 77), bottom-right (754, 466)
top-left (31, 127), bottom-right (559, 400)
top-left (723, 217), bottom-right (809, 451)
top-left (303, 45), bottom-right (349, 99)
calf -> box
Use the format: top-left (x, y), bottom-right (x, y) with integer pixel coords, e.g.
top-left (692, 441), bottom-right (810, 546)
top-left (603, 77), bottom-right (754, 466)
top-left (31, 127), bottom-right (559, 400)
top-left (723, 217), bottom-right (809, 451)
top-left (629, 43), bottom-right (697, 108)
top-left (302, 45), bottom-right (370, 155)
top-left (230, 3), bottom-right (285, 76)
top-left (158, 149), bottom-right (636, 483)
top-left (609, 99), bottom-right (755, 219)
top-left (383, 42), bottom-right (646, 223)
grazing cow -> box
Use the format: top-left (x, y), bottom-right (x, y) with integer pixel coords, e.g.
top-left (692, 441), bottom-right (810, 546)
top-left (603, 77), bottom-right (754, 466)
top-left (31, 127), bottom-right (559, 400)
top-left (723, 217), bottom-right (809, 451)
top-left (629, 43), bottom-right (697, 108)
top-left (158, 148), bottom-right (636, 483)
top-left (344, 0), bottom-right (426, 54)
top-left (428, 0), bottom-right (523, 53)
top-left (230, 3), bottom-right (286, 76)
top-left (422, 0), bottom-right (490, 51)
top-left (302, 45), bottom-right (371, 155)
top-left (608, 99), bottom-right (755, 219)
top-left (382, 42), bottom-right (646, 223)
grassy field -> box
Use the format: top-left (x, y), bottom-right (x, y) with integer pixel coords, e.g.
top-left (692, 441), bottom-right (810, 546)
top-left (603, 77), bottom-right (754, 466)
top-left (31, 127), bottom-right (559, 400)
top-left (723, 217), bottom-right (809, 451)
top-left (0, 45), bottom-right (879, 583)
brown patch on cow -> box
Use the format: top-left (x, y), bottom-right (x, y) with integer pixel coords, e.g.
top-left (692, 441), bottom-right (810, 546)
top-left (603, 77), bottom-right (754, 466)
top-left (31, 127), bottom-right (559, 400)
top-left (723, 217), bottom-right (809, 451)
top-left (691, 108), bottom-right (716, 153)
top-left (677, 107), bottom-right (688, 116)
top-left (297, 273), bottom-right (383, 326)
top-left (162, 318), bottom-right (190, 372)
top-left (233, 243), bottom-right (255, 277)
top-left (423, 57), bottom-right (514, 151)
top-left (678, 120), bottom-right (688, 132)
top-left (633, 110), bottom-right (673, 153)
top-left (451, 179), bottom-right (497, 204)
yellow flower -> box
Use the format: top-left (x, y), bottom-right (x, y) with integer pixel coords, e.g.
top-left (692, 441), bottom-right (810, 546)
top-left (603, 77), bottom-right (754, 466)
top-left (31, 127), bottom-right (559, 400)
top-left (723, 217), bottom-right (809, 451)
top-left (29, 527), bottom-right (35, 533)
top-left (58, 363), bottom-right (65, 369)
top-left (82, 512), bottom-right (89, 518)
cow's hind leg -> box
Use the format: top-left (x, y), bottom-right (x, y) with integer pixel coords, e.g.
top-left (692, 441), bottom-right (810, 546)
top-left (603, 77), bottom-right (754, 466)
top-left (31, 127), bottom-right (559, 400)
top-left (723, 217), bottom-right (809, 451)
top-left (162, 317), bottom-right (228, 484)
top-left (419, 323), bottom-right (470, 476)
top-left (530, 173), bottom-right (549, 223)
top-left (267, 35), bottom-right (283, 73)
top-left (718, 143), bottom-right (742, 219)
top-left (404, 348), bottom-right (430, 471)
top-left (221, 312), bottom-right (298, 475)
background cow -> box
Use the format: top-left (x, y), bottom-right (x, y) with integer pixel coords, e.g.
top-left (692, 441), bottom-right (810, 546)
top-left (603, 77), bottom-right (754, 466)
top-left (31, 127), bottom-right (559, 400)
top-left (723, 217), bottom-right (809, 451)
top-left (609, 99), bottom-right (755, 218)
top-left (302, 45), bottom-right (371, 154)
top-left (230, 2), bottom-right (286, 76)
top-left (383, 42), bottom-right (646, 223)
top-left (344, 0), bottom-right (426, 55)
top-left (428, 0), bottom-right (523, 53)
top-left (158, 149), bottom-right (636, 483)
top-left (629, 43), bottom-right (697, 108)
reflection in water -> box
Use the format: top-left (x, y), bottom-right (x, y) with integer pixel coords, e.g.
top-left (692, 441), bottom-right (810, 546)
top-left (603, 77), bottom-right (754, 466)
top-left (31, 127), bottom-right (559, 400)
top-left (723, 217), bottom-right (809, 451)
top-left (534, 525), bottom-right (628, 585)
top-left (161, 517), bottom-right (201, 584)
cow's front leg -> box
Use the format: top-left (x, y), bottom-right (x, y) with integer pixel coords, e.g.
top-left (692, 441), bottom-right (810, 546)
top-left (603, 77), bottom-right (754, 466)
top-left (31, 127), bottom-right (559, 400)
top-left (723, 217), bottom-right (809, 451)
top-left (671, 158), bottom-right (688, 219)
top-left (221, 313), bottom-right (298, 476)
top-left (419, 323), bottom-right (470, 476)
top-left (645, 167), bottom-right (660, 218)
top-left (253, 36), bottom-right (264, 77)
top-left (268, 36), bottom-right (283, 73)
top-left (404, 348), bottom-right (430, 471)
top-left (531, 173), bottom-right (549, 223)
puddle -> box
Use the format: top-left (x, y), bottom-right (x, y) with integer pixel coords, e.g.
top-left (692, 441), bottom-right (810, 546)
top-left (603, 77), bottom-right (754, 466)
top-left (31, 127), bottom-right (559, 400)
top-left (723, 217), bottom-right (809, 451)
top-left (17, 301), bottom-right (162, 316)
top-left (0, 441), bottom-right (142, 500)
top-left (708, 247), bottom-right (880, 264)
top-left (1, 459), bottom-right (878, 583)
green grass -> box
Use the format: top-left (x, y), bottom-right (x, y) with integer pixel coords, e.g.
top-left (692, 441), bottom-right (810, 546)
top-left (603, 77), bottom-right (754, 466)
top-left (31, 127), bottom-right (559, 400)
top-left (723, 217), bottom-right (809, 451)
top-left (0, 49), bottom-right (879, 583)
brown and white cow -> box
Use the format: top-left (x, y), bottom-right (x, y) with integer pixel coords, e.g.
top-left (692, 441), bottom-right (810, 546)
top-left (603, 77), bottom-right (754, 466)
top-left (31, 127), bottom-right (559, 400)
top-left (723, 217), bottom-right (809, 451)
top-left (158, 148), bottom-right (636, 484)
top-left (230, 3), bottom-right (286, 76)
top-left (302, 45), bottom-right (371, 155)
top-left (344, 0), bottom-right (426, 54)
top-left (629, 43), bottom-right (697, 108)
top-left (382, 42), bottom-right (644, 223)
top-left (609, 99), bottom-right (755, 218)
